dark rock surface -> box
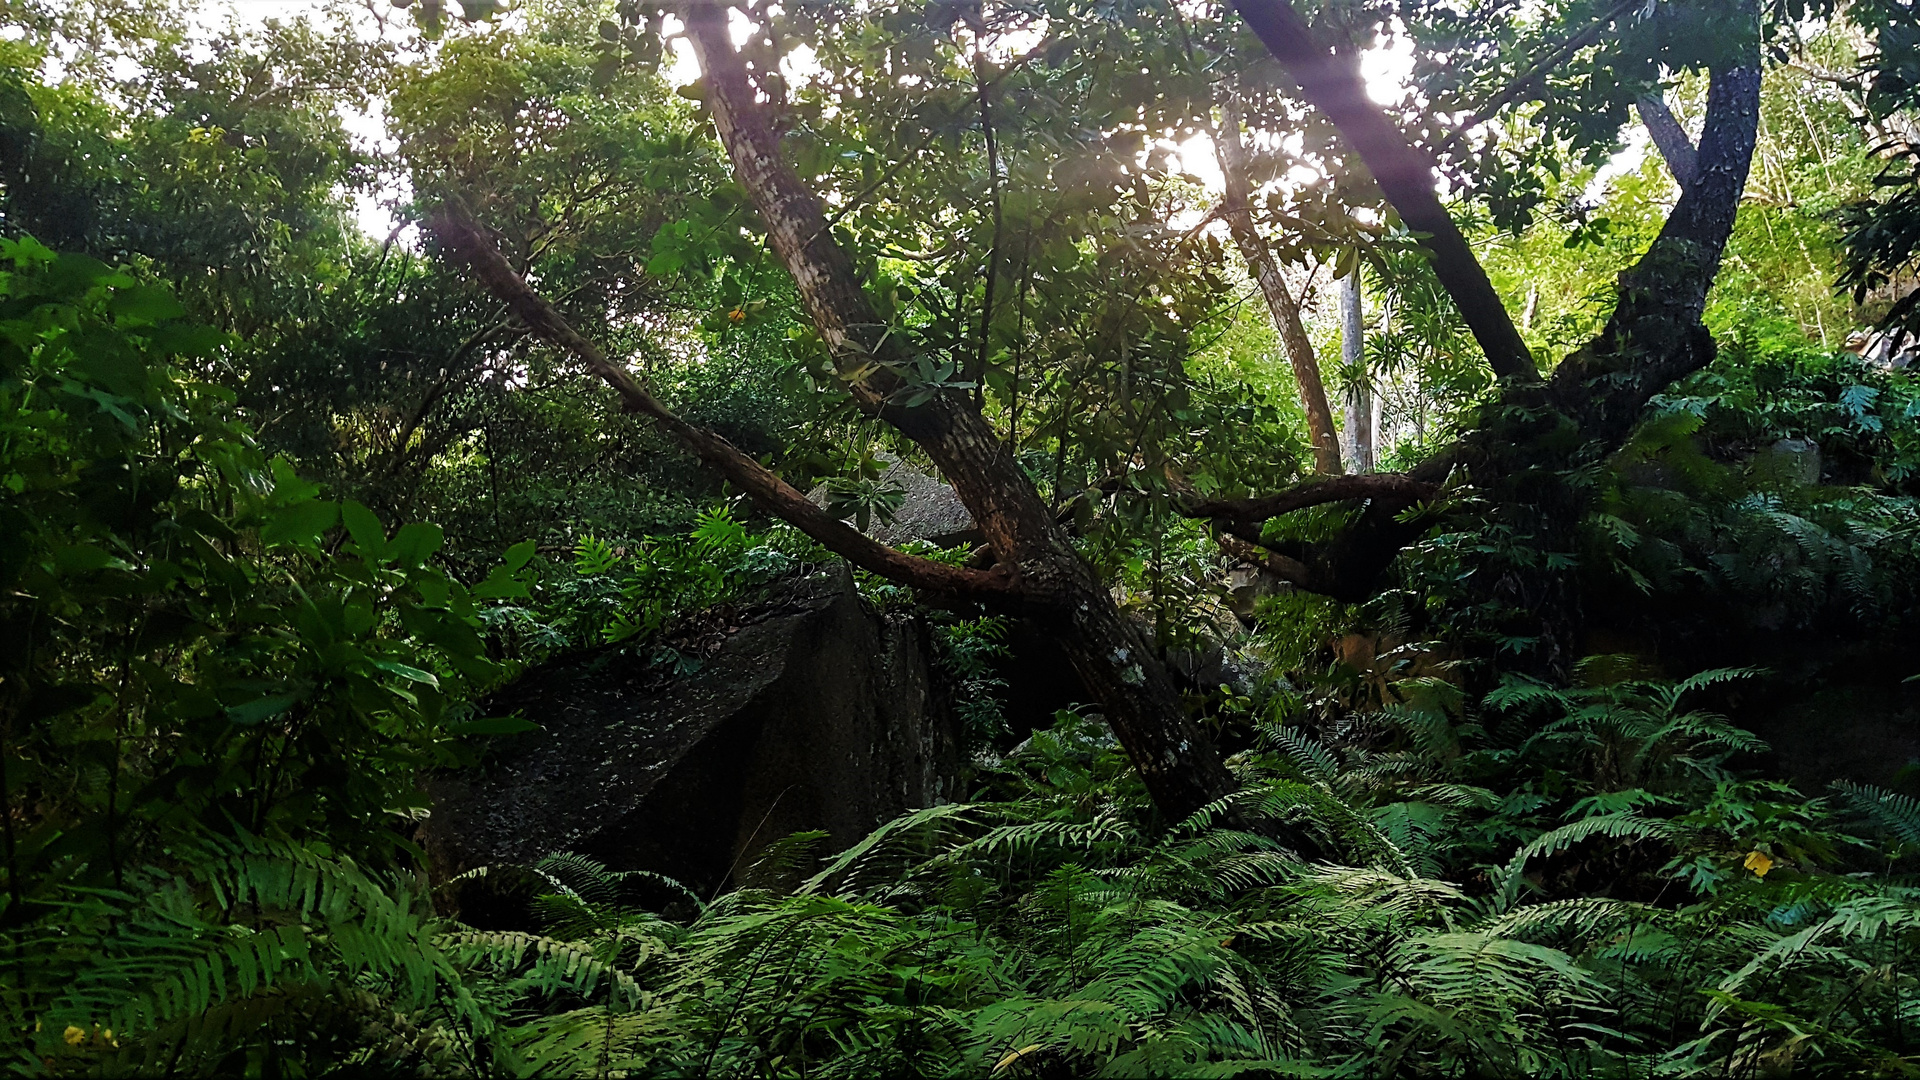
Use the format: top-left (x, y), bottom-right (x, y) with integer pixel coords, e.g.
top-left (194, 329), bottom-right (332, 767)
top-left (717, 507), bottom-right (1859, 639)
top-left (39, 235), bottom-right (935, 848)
top-left (423, 565), bottom-right (962, 896)
top-left (1724, 639), bottom-right (1920, 791)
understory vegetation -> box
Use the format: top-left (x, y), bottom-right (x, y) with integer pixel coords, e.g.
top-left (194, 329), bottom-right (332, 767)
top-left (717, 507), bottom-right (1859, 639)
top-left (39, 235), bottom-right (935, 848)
top-left (7, 0), bottom-right (1920, 1074)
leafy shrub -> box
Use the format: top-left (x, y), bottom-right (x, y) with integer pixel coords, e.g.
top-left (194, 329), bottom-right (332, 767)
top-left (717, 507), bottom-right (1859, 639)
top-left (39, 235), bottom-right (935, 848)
top-left (494, 507), bottom-right (807, 660)
top-left (0, 239), bottom-right (541, 1071)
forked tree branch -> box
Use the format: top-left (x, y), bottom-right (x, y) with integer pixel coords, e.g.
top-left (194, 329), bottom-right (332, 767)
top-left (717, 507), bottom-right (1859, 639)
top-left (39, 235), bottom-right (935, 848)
top-left (684, 3), bottom-right (1070, 571)
top-left (1229, 0), bottom-right (1539, 384)
top-left (1548, 55), bottom-right (1761, 441)
top-left (684, 3), bottom-right (1258, 831)
top-left (1215, 0), bottom-right (1759, 606)
top-left (427, 208), bottom-right (1019, 602)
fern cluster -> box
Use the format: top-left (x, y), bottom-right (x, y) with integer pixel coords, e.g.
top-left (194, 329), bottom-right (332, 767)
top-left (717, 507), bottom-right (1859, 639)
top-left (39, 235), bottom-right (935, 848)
top-left (17, 669), bottom-right (1920, 1077)
top-left (429, 694), bottom-right (1920, 1078)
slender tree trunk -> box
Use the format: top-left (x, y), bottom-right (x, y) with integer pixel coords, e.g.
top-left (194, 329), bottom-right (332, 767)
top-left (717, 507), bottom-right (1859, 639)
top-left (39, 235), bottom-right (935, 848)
top-left (1339, 271), bottom-right (1373, 473)
top-left (1637, 94), bottom-right (1700, 192)
top-left (1229, 0), bottom-right (1538, 383)
top-left (1214, 96), bottom-right (1343, 475)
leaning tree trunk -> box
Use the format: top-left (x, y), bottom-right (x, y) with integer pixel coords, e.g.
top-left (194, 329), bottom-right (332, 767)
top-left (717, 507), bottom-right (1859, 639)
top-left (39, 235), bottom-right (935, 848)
top-left (429, 13), bottom-right (1262, 831)
top-left (666, 4), bottom-right (1254, 830)
top-left (1214, 95), bottom-right (1343, 475)
top-left (1229, 0), bottom-right (1539, 383)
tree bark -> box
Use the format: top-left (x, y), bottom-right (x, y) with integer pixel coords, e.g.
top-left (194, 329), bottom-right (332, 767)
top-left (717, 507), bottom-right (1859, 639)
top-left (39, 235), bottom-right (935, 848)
top-left (1229, 0), bottom-right (1538, 384)
top-left (1214, 96), bottom-right (1343, 475)
top-left (1637, 94), bottom-right (1700, 192)
top-left (1339, 270), bottom-right (1373, 473)
top-left (1550, 61), bottom-right (1760, 444)
top-left (1186, 473), bottom-right (1437, 527)
top-left (681, 3), bottom-right (1254, 832)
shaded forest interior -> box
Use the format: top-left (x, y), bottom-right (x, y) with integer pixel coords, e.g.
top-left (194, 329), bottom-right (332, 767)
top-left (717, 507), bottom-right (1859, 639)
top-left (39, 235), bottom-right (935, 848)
top-left (9, 0), bottom-right (1920, 1073)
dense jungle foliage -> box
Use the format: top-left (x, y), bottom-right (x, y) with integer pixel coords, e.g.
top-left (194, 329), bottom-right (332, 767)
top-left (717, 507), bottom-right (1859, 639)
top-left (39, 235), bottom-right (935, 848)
top-left (5, 0), bottom-right (1920, 1074)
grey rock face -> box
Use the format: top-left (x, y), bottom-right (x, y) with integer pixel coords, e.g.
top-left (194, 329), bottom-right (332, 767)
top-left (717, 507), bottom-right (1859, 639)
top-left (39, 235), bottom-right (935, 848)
top-left (868, 457), bottom-right (977, 547)
top-left (1762, 438), bottom-right (1823, 486)
top-left (807, 454), bottom-right (979, 547)
top-left (423, 565), bottom-right (962, 894)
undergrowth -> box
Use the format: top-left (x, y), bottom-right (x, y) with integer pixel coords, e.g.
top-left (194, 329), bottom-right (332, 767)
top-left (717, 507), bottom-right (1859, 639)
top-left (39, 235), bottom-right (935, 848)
top-left (19, 672), bottom-right (1920, 1078)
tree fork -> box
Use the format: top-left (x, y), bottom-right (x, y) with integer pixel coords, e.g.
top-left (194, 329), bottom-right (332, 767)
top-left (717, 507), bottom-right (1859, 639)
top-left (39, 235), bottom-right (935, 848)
top-left (1210, 3), bottom-right (1758, 620)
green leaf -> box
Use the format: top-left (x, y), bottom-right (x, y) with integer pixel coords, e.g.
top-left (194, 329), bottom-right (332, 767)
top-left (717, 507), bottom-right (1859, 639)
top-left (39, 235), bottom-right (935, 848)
top-left (268, 456), bottom-right (323, 505)
top-left (503, 539), bottom-right (536, 571)
top-left (228, 691), bottom-right (302, 725)
top-left (344, 594), bottom-right (377, 638)
top-left (45, 252), bottom-right (113, 299)
top-left (148, 322), bottom-right (227, 357)
top-left (342, 501), bottom-right (389, 564)
top-left (108, 284), bottom-right (186, 325)
top-left (390, 522), bottom-right (445, 569)
top-left (472, 565), bottom-right (530, 600)
top-left (51, 543), bottom-right (121, 574)
top-left (263, 500), bottom-right (338, 549)
top-left (372, 659), bottom-right (440, 688)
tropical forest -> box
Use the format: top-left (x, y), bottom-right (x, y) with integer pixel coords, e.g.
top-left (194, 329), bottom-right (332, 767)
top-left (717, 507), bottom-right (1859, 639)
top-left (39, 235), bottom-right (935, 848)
top-left (7, 0), bottom-right (1920, 1072)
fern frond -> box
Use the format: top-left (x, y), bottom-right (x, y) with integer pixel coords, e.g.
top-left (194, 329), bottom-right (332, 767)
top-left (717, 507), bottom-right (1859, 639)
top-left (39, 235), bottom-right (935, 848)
top-left (1834, 781), bottom-right (1920, 847)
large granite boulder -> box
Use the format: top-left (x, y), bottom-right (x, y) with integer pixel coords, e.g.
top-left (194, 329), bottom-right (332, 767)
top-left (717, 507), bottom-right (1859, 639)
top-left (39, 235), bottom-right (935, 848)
top-left (423, 565), bottom-right (962, 896)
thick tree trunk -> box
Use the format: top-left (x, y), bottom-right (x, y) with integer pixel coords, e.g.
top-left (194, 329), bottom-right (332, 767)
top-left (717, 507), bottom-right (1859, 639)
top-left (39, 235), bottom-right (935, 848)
top-left (1339, 271), bottom-right (1373, 473)
top-left (1214, 97), bottom-right (1343, 475)
top-left (1550, 62), bottom-right (1760, 443)
top-left (681, 4), bottom-right (1253, 831)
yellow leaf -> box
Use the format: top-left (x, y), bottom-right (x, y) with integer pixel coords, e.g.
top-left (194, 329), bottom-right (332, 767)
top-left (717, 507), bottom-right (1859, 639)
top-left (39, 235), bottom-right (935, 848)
top-left (63, 1026), bottom-right (85, 1046)
top-left (1744, 850), bottom-right (1774, 877)
top-left (993, 1043), bottom-right (1043, 1074)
